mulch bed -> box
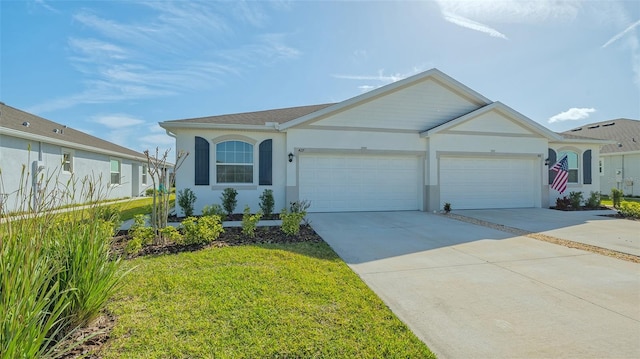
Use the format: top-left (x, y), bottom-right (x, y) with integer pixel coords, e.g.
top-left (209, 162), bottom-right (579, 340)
top-left (68, 224), bottom-right (323, 358)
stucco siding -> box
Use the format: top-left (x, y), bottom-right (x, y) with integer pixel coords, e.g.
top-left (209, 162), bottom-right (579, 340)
top-left (0, 134), bottom-right (148, 212)
top-left (309, 78), bottom-right (482, 131)
top-left (174, 130), bottom-right (286, 215)
top-left (600, 153), bottom-right (640, 196)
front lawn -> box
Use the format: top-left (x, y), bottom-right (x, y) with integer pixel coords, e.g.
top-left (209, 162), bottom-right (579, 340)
top-left (102, 242), bottom-right (434, 358)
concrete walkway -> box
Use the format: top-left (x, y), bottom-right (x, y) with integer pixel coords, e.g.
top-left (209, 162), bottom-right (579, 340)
top-left (308, 211), bottom-right (640, 359)
top-left (455, 208), bottom-right (640, 256)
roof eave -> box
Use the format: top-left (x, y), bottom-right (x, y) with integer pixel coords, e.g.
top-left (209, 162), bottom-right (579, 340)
top-left (0, 127), bottom-right (147, 162)
top-left (419, 102), bottom-right (563, 141)
top-left (160, 122), bottom-right (281, 132)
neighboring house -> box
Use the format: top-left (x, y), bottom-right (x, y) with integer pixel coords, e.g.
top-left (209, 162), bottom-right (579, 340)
top-left (0, 102), bottom-right (152, 212)
top-left (563, 119), bottom-right (640, 196)
top-left (160, 68), bottom-right (608, 214)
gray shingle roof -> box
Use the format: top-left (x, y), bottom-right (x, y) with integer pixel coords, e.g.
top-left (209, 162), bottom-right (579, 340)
top-left (0, 103), bottom-right (146, 160)
top-left (562, 118), bottom-right (640, 154)
top-left (162, 103), bottom-right (336, 126)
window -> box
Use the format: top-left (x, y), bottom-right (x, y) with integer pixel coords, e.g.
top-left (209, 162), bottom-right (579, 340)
top-left (195, 136), bottom-right (210, 185)
top-left (142, 165), bottom-right (148, 185)
top-left (110, 159), bottom-right (121, 185)
top-left (259, 139), bottom-right (272, 185)
top-left (62, 151), bottom-right (73, 172)
top-left (559, 151), bottom-right (578, 183)
top-left (216, 140), bottom-right (253, 183)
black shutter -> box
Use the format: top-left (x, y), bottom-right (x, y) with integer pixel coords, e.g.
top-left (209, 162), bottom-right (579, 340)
top-left (548, 148), bottom-right (557, 185)
top-left (259, 139), bottom-right (272, 185)
top-left (583, 150), bottom-right (592, 184)
top-left (195, 136), bottom-right (210, 185)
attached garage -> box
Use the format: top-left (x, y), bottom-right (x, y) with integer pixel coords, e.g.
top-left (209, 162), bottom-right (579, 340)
top-left (299, 153), bottom-right (421, 212)
top-left (439, 156), bottom-right (539, 209)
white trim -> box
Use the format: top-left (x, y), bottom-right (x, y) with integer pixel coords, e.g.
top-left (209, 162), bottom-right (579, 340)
top-left (421, 102), bottom-right (563, 141)
top-left (0, 127), bottom-right (146, 162)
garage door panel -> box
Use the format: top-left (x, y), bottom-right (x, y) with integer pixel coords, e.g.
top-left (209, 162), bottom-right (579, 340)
top-left (299, 154), bottom-right (420, 212)
top-left (440, 157), bottom-right (537, 210)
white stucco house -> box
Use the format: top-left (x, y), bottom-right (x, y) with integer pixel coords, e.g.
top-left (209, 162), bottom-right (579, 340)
top-left (160, 69), bottom-right (607, 214)
top-left (0, 102), bottom-right (152, 212)
top-left (563, 119), bottom-right (639, 197)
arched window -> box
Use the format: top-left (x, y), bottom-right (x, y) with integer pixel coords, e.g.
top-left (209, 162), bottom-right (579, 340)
top-left (558, 150), bottom-right (579, 183)
top-left (194, 136), bottom-right (210, 185)
top-left (216, 140), bottom-right (253, 183)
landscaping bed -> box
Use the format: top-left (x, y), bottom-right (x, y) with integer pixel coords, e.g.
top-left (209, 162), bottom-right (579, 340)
top-left (111, 224), bottom-right (322, 259)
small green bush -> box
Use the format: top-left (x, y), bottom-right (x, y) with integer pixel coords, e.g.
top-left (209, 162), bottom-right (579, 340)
top-left (618, 201), bottom-right (640, 218)
top-left (177, 188), bottom-right (197, 217)
top-left (568, 191), bottom-right (583, 209)
top-left (179, 215), bottom-right (224, 245)
top-left (145, 188), bottom-right (155, 196)
top-left (259, 189), bottom-right (275, 217)
top-left (611, 188), bottom-right (623, 208)
top-left (280, 201), bottom-right (309, 236)
top-left (221, 188), bottom-right (238, 216)
top-left (127, 214), bottom-right (154, 254)
top-left (585, 191), bottom-right (601, 209)
top-left (242, 206), bottom-right (263, 238)
top-left (160, 226), bottom-right (182, 242)
top-left (202, 203), bottom-right (226, 217)
top-left (97, 205), bottom-right (122, 233)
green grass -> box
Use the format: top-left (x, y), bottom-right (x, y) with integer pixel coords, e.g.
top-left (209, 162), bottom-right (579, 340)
top-left (103, 243), bottom-right (434, 358)
top-left (107, 194), bottom-right (175, 222)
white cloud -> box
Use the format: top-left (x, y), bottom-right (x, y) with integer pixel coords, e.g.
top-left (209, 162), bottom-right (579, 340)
top-left (34, 0), bottom-right (60, 14)
top-left (32, 2), bottom-right (299, 114)
top-left (92, 114), bottom-right (145, 129)
top-left (441, 11), bottom-right (508, 39)
top-left (435, 0), bottom-right (580, 24)
top-left (548, 108), bottom-right (596, 123)
top-left (602, 19), bottom-right (640, 48)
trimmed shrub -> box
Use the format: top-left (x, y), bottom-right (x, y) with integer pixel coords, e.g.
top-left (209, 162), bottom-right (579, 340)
top-left (280, 201), bottom-right (309, 236)
top-left (259, 189), bottom-right (275, 217)
top-left (221, 188), bottom-right (238, 216)
top-left (555, 196), bottom-right (571, 210)
top-left (568, 191), bottom-right (583, 210)
top-left (179, 215), bottom-right (224, 245)
top-left (242, 205), bottom-right (263, 238)
top-left (618, 201), bottom-right (640, 219)
top-left (202, 203), bottom-right (226, 217)
top-left (443, 202), bottom-right (451, 213)
top-left (585, 191), bottom-right (601, 209)
top-left (177, 188), bottom-right (197, 217)
top-left (160, 226), bottom-right (182, 242)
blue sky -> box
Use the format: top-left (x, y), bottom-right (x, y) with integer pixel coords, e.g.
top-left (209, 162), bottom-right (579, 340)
top-left (1, 0), bottom-right (639, 155)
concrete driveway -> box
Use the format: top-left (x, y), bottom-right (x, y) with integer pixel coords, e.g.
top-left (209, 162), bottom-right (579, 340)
top-left (308, 211), bottom-right (640, 359)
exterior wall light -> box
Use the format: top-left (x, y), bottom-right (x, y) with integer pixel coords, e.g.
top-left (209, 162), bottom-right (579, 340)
top-left (288, 152), bottom-right (294, 162)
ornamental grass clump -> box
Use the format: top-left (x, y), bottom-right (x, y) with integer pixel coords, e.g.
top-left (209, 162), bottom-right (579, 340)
top-left (0, 165), bottom-right (125, 358)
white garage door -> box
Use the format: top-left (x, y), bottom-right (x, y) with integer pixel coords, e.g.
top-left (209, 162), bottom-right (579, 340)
top-left (299, 153), bottom-right (420, 212)
top-left (440, 157), bottom-right (537, 209)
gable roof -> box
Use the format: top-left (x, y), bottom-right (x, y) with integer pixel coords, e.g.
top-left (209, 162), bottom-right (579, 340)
top-left (562, 119), bottom-right (640, 154)
top-left (420, 101), bottom-right (563, 140)
top-left (161, 103), bottom-right (335, 130)
top-left (0, 103), bottom-right (147, 161)
top-left (279, 68), bottom-right (491, 130)
top-left (160, 68), bottom-right (492, 132)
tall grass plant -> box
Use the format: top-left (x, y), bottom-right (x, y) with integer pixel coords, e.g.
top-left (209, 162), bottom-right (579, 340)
top-left (1, 164), bottom-right (125, 358)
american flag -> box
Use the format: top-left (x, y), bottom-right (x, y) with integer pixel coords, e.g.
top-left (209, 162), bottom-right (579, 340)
top-left (550, 155), bottom-right (569, 193)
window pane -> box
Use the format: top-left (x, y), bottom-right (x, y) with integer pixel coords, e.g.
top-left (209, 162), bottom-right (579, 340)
top-left (568, 169), bottom-right (578, 183)
top-left (110, 159), bottom-right (119, 172)
top-left (111, 172), bottom-right (120, 185)
top-left (216, 165), bottom-right (253, 183)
